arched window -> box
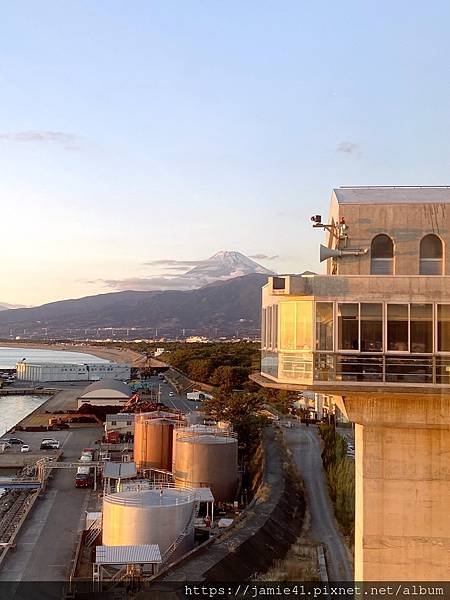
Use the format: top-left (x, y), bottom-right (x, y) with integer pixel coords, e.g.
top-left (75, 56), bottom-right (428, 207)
top-left (420, 234), bottom-right (443, 275)
top-left (371, 234), bottom-right (394, 275)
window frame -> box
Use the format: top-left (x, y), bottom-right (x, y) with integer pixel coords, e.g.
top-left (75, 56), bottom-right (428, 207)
top-left (436, 302), bottom-right (450, 354)
top-left (370, 234), bottom-right (395, 275)
top-left (419, 234), bottom-right (444, 276)
top-left (315, 301), bottom-right (335, 352)
top-left (335, 302), bottom-right (384, 353)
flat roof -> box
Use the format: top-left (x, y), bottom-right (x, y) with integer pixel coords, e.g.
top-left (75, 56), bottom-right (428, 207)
top-left (95, 544), bottom-right (162, 565)
top-left (16, 362), bottom-right (88, 368)
top-left (334, 186), bottom-right (450, 205)
top-left (103, 461), bottom-right (137, 479)
top-left (106, 413), bottom-right (135, 422)
top-left (193, 487), bottom-right (214, 503)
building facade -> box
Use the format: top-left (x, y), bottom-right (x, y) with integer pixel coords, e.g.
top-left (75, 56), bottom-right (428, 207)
top-left (253, 187), bottom-right (450, 581)
top-left (16, 361), bottom-right (131, 382)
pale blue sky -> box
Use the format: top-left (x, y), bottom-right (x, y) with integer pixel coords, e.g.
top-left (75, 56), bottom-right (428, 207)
top-left (1, 1), bottom-right (449, 304)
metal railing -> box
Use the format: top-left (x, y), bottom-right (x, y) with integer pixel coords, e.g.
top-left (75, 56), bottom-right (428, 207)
top-left (313, 353), bottom-right (450, 385)
top-left (104, 483), bottom-right (197, 506)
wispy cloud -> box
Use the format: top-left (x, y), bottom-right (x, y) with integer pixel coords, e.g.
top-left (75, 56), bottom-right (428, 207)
top-left (142, 258), bottom-right (205, 268)
top-left (249, 253), bottom-right (279, 261)
top-left (336, 141), bottom-right (360, 155)
top-left (0, 130), bottom-right (82, 150)
top-left (101, 275), bottom-right (197, 292)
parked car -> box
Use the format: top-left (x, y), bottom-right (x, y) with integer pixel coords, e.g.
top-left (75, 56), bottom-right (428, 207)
top-left (40, 438), bottom-right (60, 450)
top-left (74, 472), bottom-right (92, 488)
top-left (3, 438), bottom-right (24, 445)
top-left (20, 444), bottom-right (30, 453)
top-left (169, 391), bottom-right (175, 397)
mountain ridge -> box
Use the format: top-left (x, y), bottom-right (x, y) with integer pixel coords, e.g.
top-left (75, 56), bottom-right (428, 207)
top-left (0, 273), bottom-right (269, 339)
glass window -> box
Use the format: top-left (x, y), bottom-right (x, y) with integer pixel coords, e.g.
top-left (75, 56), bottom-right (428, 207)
top-left (360, 303), bottom-right (383, 352)
top-left (279, 301), bottom-right (313, 351)
top-left (295, 302), bottom-right (313, 351)
top-left (371, 234), bottom-right (394, 275)
top-left (279, 303), bottom-right (296, 350)
top-left (272, 305), bottom-right (278, 349)
top-left (338, 304), bottom-right (359, 350)
top-left (410, 304), bottom-right (433, 353)
top-left (438, 305), bottom-right (450, 352)
top-left (261, 308), bottom-right (266, 347)
top-left (316, 302), bottom-right (334, 351)
top-left (387, 304), bottom-right (409, 351)
top-left (267, 306), bottom-right (273, 348)
top-left (420, 234), bottom-right (443, 275)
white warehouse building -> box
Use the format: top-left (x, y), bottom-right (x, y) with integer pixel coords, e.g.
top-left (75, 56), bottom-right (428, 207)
top-left (16, 361), bottom-right (131, 383)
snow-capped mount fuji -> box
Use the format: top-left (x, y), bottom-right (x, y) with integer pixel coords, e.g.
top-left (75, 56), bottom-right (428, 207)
top-left (181, 250), bottom-right (274, 287)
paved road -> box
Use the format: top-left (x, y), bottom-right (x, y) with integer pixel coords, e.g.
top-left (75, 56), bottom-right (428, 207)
top-left (283, 422), bottom-right (353, 581)
top-left (145, 376), bottom-right (201, 414)
top-left (0, 426), bottom-right (102, 581)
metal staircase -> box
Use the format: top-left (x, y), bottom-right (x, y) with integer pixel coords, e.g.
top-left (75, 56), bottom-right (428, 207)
top-left (85, 515), bottom-right (102, 547)
top-left (162, 500), bottom-right (199, 564)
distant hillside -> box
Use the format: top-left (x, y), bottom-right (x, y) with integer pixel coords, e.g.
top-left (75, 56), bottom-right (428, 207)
top-left (0, 274), bottom-right (269, 339)
top-left (0, 302), bottom-right (27, 311)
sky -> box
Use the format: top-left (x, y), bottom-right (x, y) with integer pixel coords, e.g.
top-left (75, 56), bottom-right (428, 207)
top-left (0, 0), bottom-right (449, 306)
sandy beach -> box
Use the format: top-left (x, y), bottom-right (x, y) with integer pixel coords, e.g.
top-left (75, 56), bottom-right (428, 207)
top-left (0, 341), bottom-right (165, 368)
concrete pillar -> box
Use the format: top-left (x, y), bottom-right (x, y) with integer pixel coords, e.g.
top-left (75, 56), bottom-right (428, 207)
top-left (336, 393), bottom-right (450, 581)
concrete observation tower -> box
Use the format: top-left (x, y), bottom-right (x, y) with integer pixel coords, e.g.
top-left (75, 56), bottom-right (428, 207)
top-left (252, 187), bottom-right (450, 581)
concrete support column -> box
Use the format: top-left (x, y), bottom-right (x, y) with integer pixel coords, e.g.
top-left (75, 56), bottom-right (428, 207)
top-left (336, 393), bottom-right (450, 581)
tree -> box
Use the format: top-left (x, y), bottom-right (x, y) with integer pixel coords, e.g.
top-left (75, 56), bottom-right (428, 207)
top-left (187, 359), bottom-right (214, 382)
top-left (202, 391), bottom-right (268, 457)
top-left (209, 365), bottom-right (248, 391)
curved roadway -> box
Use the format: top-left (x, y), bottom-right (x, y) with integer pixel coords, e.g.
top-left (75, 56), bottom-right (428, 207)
top-left (283, 422), bottom-right (353, 581)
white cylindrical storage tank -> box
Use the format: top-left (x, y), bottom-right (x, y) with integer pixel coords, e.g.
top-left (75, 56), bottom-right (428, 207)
top-left (102, 487), bottom-right (195, 558)
top-left (174, 433), bottom-right (238, 501)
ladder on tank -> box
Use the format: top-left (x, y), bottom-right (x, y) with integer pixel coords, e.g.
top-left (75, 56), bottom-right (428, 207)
top-left (162, 500), bottom-right (199, 565)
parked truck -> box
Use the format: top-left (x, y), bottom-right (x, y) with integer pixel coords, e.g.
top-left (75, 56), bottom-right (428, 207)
top-left (186, 391), bottom-right (213, 401)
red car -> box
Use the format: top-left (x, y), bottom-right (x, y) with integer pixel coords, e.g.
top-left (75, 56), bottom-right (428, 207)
top-left (75, 471), bottom-right (92, 488)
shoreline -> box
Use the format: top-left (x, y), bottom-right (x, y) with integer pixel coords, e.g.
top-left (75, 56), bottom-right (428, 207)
top-left (0, 341), bottom-right (148, 367)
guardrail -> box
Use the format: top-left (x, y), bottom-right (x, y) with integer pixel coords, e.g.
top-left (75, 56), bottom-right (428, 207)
top-left (104, 484), bottom-right (196, 506)
top-left (314, 352), bottom-right (450, 385)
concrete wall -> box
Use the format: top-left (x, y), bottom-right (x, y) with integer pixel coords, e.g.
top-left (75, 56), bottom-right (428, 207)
top-left (337, 392), bottom-right (450, 581)
top-left (328, 193), bottom-right (450, 276)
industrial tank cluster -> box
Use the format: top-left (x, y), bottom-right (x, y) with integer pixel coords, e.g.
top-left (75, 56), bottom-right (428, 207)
top-left (100, 413), bottom-right (239, 569)
top-left (133, 413), bottom-right (238, 502)
top-left (102, 485), bottom-right (196, 558)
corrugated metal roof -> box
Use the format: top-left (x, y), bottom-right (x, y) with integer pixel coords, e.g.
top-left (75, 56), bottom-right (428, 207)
top-left (334, 186), bottom-right (450, 205)
top-left (193, 487), bottom-right (214, 502)
top-left (86, 511), bottom-right (102, 519)
top-left (103, 461), bottom-right (137, 479)
top-left (79, 379), bottom-right (132, 399)
top-left (95, 545), bottom-right (162, 565)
